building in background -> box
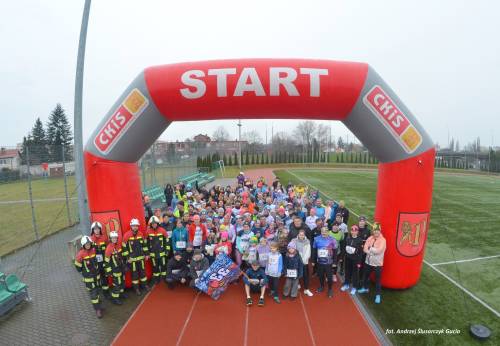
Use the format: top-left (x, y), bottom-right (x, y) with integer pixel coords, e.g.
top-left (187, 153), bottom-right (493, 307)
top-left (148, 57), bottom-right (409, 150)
top-left (0, 147), bottom-right (20, 170)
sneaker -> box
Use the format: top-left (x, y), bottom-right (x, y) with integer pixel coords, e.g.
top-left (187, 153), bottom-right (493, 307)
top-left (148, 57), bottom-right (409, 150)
top-left (340, 284), bottom-right (349, 292)
top-left (333, 275), bottom-right (337, 283)
top-left (328, 288), bottom-right (333, 298)
top-left (375, 295), bottom-right (381, 304)
top-left (290, 296), bottom-right (296, 301)
top-left (273, 296), bottom-right (281, 304)
top-left (142, 284), bottom-right (151, 292)
top-left (246, 297), bottom-right (253, 306)
top-left (358, 288), bottom-right (369, 294)
top-left (258, 298), bottom-right (265, 307)
top-left (121, 292), bottom-right (128, 299)
top-left (350, 288), bottom-right (357, 295)
top-left (304, 289), bottom-right (314, 297)
top-left (316, 286), bottom-right (324, 293)
top-left (297, 284), bottom-right (301, 289)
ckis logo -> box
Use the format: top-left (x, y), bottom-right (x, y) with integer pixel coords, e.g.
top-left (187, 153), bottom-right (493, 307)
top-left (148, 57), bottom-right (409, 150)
top-left (363, 85), bottom-right (422, 154)
top-left (94, 89), bottom-right (149, 154)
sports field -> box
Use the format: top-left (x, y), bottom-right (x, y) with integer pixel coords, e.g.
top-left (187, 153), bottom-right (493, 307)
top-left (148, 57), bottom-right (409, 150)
top-left (274, 168), bottom-right (500, 346)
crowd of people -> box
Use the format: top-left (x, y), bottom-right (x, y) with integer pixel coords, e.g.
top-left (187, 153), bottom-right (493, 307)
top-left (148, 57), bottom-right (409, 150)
top-left (74, 172), bottom-right (386, 318)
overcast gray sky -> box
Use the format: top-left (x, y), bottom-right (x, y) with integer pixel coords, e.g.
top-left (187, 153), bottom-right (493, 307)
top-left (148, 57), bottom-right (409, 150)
top-left (1, 0), bottom-right (499, 148)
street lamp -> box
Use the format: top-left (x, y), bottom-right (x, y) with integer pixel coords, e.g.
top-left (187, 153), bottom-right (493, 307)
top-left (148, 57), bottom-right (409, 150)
top-left (74, 0), bottom-right (92, 235)
top-left (238, 120), bottom-right (242, 169)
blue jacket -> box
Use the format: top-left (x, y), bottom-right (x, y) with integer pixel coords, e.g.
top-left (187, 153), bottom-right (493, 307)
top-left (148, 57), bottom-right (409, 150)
top-left (171, 227), bottom-right (188, 252)
top-left (243, 267), bottom-right (268, 286)
top-left (312, 235), bottom-right (337, 265)
top-left (282, 253), bottom-right (304, 279)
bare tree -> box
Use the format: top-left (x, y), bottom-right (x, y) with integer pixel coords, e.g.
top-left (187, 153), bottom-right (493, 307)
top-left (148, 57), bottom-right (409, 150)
top-left (293, 121), bottom-right (317, 147)
top-left (272, 131), bottom-right (297, 152)
top-left (316, 124), bottom-right (329, 152)
top-left (242, 130), bottom-right (263, 144)
top-left (212, 126), bottom-right (230, 142)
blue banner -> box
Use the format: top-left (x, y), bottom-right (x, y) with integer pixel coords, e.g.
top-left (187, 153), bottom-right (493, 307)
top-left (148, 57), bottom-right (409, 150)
top-left (195, 253), bottom-right (241, 300)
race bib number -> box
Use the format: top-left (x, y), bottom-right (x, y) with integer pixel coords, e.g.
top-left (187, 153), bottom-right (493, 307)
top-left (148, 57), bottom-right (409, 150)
top-left (176, 241), bottom-right (186, 249)
top-left (193, 235), bottom-right (202, 246)
top-left (259, 253), bottom-right (268, 261)
top-left (345, 245), bottom-right (356, 255)
top-left (218, 246), bottom-right (228, 254)
top-left (241, 241), bottom-right (249, 251)
top-left (287, 269), bottom-right (297, 278)
top-left (318, 248), bottom-right (329, 258)
top-left (172, 269), bottom-right (181, 274)
top-left (96, 254), bottom-right (103, 263)
top-left (268, 256), bottom-right (278, 265)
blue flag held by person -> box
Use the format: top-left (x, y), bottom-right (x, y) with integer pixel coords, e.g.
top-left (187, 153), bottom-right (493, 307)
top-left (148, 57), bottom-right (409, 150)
top-left (195, 253), bottom-right (241, 300)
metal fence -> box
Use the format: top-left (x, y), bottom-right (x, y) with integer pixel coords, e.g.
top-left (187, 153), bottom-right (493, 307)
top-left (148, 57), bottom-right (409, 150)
top-left (0, 145), bottom-right (79, 257)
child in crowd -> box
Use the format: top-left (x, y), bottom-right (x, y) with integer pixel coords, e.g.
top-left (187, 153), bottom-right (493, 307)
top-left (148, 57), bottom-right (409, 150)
top-left (189, 249), bottom-right (210, 289)
top-left (214, 231), bottom-right (232, 257)
top-left (294, 229), bottom-right (313, 297)
top-left (282, 241), bottom-right (303, 300)
top-left (265, 241), bottom-right (283, 304)
top-left (236, 223), bottom-right (254, 267)
top-left (243, 260), bottom-right (267, 307)
top-left (243, 236), bottom-right (259, 267)
top-left (257, 237), bottom-right (270, 270)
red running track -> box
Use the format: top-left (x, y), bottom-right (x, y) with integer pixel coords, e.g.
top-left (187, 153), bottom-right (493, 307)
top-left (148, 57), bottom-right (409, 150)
top-left (112, 277), bottom-right (380, 346)
top-left (112, 168), bottom-right (380, 345)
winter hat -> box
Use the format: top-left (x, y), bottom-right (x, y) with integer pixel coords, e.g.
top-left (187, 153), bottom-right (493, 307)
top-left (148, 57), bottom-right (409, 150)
top-left (287, 241), bottom-right (297, 250)
top-left (174, 251), bottom-right (182, 257)
top-left (250, 236), bottom-right (258, 244)
top-left (220, 231), bottom-right (228, 240)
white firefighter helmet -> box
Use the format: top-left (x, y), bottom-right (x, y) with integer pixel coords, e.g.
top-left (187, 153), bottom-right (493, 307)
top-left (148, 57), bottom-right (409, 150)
top-left (80, 235), bottom-right (92, 247)
top-left (109, 231), bottom-right (119, 239)
top-left (130, 218), bottom-right (140, 226)
top-left (148, 216), bottom-right (160, 225)
top-left (91, 221), bottom-right (102, 231)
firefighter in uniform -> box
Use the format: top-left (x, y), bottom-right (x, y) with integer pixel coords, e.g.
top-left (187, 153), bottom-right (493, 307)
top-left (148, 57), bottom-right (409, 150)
top-left (90, 221), bottom-right (110, 299)
top-left (146, 216), bottom-right (171, 285)
top-left (122, 218), bottom-right (151, 295)
top-left (104, 231), bottom-right (128, 305)
top-left (74, 236), bottom-right (104, 318)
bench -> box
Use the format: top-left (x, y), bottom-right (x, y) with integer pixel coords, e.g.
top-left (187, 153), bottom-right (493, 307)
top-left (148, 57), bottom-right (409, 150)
top-left (0, 273), bottom-right (30, 316)
top-left (143, 185), bottom-right (166, 203)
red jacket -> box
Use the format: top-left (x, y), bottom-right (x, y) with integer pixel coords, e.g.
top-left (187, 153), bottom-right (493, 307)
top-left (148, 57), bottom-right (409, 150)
top-left (188, 223), bottom-right (208, 246)
top-left (214, 241), bottom-right (232, 256)
top-left (91, 233), bottom-right (109, 254)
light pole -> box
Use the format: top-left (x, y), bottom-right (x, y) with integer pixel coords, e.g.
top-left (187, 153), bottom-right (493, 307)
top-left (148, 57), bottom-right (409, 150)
top-left (238, 120), bottom-right (242, 169)
top-left (74, 0), bottom-right (92, 235)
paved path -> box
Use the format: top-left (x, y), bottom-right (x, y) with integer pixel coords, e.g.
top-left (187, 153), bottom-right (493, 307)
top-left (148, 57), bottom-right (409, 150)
top-left (0, 226), bottom-right (143, 345)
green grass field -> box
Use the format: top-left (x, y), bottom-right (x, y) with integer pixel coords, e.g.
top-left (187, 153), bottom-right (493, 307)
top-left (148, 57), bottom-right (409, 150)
top-left (274, 168), bottom-right (500, 345)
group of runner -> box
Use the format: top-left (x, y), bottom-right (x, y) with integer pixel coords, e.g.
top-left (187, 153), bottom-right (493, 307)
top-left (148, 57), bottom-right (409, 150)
top-left (74, 172), bottom-right (386, 318)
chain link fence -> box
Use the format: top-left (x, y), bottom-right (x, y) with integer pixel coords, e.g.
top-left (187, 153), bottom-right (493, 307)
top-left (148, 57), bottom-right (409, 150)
top-left (0, 145), bottom-right (79, 257)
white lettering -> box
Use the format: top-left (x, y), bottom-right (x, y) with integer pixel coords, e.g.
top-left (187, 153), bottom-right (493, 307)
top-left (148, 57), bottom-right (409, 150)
top-left (300, 68), bottom-right (328, 97)
top-left (269, 67), bottom-right (299, 96)
top-left (115, 112), bottom-right (126, 126)
top-left (373, 93), bottom-right (385, 106)
top-left (233, 68), bottom-right (265, 96)
top-left (392, 115), bottom-right (404, 128)
top-left (208, 68), bottom-right (236, 97)
top-left (103, 124), bottom-right (117, 138)
top-left (99, 133), bottom-right (109, 145)
top-left (180, 70), bottom-right (206, 99)
top-left (379, 101), bottom-right (394, 116)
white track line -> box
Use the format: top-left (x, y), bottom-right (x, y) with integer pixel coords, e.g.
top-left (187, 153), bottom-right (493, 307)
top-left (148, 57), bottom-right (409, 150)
top-left (285, 169), bottom-right (500, 320)
top-left (175, 291), bottom-right (201, 346)
top-left (424, 260), bottom-right (500, 318)
top-left (243, 306), bottom-right (249, 346)
top-left (111, 289), bottom-right (153, 345)
top-left (432, 254), bottom-right (500, 266)
top-left (299, 293), bottom-right (317, 346)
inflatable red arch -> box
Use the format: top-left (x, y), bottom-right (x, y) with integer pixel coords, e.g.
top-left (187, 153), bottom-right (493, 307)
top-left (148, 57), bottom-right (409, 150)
top-left (85, 59), bottom-right (435, 289)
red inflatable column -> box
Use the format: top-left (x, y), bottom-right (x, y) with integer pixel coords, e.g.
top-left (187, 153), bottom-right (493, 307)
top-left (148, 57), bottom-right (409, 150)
top-left (85, 151), bottom-right (151, 287)
top-left (374, 148), bottom-right (435, 289)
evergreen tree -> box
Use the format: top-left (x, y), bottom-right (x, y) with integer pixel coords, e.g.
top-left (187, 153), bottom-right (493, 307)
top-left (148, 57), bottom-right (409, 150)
top-left (340, 152), bottom-right (344, 163)
top-left (228, 154), bottom-right (233, 166)
top-left (46, 104), bottom-right (73, 162)
top-left (251, 153), bottom-right (255, 165)
top-left (336, 154), bottom-right (339, 163)
top-left (265, 152), bottom-right (269, 164)
top-left (223, 154), bottom-right (227, 166)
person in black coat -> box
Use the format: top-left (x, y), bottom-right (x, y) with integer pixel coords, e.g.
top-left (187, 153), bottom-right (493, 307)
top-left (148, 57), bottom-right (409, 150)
top-left (164, 184), bottom-right (174, 208)
top-left (288, 216), bottom-right (312, 241)
top-left (166, 252), bottom-right (189, 289)
top-left (340, 225), bottom-right (364, 294)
